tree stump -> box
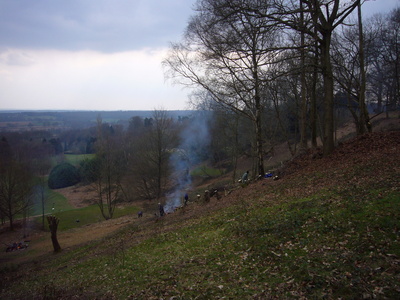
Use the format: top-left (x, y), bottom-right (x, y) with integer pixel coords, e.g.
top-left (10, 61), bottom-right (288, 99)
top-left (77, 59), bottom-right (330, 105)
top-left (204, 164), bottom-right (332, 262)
top-left (47, 215), bottom-right (62, 253)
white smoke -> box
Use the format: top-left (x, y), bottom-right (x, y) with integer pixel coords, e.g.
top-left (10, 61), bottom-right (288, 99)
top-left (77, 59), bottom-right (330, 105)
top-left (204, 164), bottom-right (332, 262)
top-left (165, 111), bottom-right (211, 212)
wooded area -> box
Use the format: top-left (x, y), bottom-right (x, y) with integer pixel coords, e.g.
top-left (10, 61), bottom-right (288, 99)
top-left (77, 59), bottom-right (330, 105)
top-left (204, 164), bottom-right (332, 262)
top-left (164, 0), bottom-right (399, 173)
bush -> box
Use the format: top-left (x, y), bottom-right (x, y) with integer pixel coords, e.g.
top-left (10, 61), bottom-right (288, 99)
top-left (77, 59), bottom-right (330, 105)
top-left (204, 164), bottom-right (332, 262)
top-left (79, 157), bottom-right (100, 184)
top-left (48, 162), bottom-right (80, 189)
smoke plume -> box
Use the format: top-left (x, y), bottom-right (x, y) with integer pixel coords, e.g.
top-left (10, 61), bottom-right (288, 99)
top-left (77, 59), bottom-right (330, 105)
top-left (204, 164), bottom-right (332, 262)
top-left (164, 111), bottom-right (211, 212)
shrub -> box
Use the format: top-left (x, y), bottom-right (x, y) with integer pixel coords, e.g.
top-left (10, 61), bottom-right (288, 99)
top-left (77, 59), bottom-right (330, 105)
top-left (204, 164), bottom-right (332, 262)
top-left (79, 157), bottom-right (100, 184)
top-left (48, 162), bottom-right (80, 189)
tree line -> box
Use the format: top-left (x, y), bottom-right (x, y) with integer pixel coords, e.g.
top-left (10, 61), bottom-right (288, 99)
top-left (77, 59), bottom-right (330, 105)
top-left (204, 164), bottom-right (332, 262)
top-left (0, 103), bottom-right (302, 230)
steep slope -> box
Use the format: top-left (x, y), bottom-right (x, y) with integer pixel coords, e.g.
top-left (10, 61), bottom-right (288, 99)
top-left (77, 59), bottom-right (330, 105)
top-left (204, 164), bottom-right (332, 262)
top-left (0, 130), bottom-right (399, 299)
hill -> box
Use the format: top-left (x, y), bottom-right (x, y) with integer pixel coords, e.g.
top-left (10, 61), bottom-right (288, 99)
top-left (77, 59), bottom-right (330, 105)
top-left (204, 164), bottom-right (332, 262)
top-left (0, 110), bottom-right (193, 131)
top-left (0, 128), bottom-right (399, 298)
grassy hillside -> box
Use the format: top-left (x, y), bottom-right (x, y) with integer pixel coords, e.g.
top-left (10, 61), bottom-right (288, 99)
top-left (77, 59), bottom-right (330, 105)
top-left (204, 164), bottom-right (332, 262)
top-left (0, 131), bottom-right (399, 299)
top-left (29, 188), bottom-right (75, 217)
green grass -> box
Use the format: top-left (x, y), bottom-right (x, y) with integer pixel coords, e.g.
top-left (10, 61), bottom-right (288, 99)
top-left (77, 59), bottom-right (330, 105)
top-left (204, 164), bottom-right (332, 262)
top-left (14, 187), bottom-right (74, 220)
top-left (1, 146), bottom-right (399, 298)
top-left (4, 186), bottom-right (398, 299)
top-left (34, 204), bottom-right (139, 231)
top-left (64, 153), bottom-right (95, 166)
top-left (29, 188), bottom-right (74, 217)
top-left (27, 184), bottom-right (138, 231)
top-left (191, 164), bottom-right (224, 177)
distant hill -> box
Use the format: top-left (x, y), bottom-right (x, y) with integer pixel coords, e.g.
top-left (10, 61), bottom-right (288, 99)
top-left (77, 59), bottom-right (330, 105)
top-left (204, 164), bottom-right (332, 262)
top-left (0, 110), bottom-right (194, 132)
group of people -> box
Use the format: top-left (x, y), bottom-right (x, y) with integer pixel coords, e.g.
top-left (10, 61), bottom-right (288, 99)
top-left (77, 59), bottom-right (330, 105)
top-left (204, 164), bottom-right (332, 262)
top-left (139, 170), bottom-right (252, 219)
top-left (157, 192), bottom-right (189, 217)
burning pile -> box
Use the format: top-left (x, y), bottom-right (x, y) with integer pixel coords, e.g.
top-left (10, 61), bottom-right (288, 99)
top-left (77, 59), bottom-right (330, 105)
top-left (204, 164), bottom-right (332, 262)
top-left (5, 241), bottom-right (29, 252)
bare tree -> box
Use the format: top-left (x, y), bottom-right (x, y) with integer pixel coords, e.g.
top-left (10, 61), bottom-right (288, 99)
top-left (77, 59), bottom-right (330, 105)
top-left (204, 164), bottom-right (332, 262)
top-left (33, 157), bottom-right (52, 230)
top-left (29, 140), bottom-right (54, 230)
top-left (228, 0), bottom-right (361, 153)
top-left (194, 96), bottom-right (245, 182)
top-left (92, 116), bottom-right (125, 220)
top-left (0, 160), bottom-right (34, 231)
top-left (126, 110), bottom-right (177, 200)
top-left (332, 1), bottom-right (374, 136)
top-left (367, 8), bottom-right (400, 114)
top-left (365, 14), bottom-right (387, 113)
top-left (164, 0), bottom-right (284, 176)
top-left (47, 215), bottom-right (61, 252)
top-left (356, 1), bottom-right (371, 134)
top-left (295, 0), bottom-right (361, 154)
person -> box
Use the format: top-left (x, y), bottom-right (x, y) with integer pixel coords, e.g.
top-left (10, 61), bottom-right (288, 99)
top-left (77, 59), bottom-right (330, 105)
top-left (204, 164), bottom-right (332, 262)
top-left (242, 170), bottom-right (249, 183)
top-left (184, 193), bottom-right (189, 206)
top-left (204, 190), bottom-right (210, 203)
top-left (158, 203), bottom-right (165, 217)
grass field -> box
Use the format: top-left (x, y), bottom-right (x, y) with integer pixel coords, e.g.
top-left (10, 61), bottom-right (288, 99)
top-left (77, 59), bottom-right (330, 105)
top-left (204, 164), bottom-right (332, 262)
top-left (45, 204), bottom-right (138, 231)
top-left (191, 164), bottom-right (225, 177)
top-left (29, 188), bottom-right (75, 217)
top-left (64, 153), bottom-right (95, 166)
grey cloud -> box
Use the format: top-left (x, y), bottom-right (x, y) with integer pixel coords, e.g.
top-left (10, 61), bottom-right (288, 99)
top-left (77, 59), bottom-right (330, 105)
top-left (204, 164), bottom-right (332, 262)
top-left (0, 50), bottom-right (34, 66)
top-left (0, 0), bottom-right (195, 52)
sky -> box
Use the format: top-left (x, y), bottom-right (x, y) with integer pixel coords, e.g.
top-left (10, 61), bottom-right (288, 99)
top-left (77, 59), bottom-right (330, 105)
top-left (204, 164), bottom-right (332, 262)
top-left (0, 0), bottom-right (398, 111)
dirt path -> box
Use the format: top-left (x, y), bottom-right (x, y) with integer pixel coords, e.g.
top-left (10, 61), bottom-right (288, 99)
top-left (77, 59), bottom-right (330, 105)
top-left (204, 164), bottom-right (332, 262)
top-left (0, 214), bottom-right (142, 265)
top-left (0, 184), bottom-right (138, 265)
top-left (56, 185), bottom-right (97, 208)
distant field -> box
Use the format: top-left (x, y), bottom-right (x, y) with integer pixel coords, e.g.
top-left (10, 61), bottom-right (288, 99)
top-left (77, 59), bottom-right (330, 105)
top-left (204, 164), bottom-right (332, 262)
top-left (42, 204), bottom-right (138, 231)
top-left (0, 121), bottom-right (67, 132)
top-left (191, 165), bottom-right (225, 177)
top-left (28, 185), bottom-right (138, 231)
top-left (0, 110), bottom-right (191, 132)
top-left (27, 188), bottom-right (74, 217)
top-left (26, 154), bottom-right (95, 220)
top-left (65, 153), bottom-right (95, 166)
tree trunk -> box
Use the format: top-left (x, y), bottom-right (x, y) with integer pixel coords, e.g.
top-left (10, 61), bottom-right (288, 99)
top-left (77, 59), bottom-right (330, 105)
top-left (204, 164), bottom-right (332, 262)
top-left (231, 115), bottom-right (240, 183)
top-left (357, 2), bottom-right (371, 134)
top-left (321, 33), bottom-right (335, 155)
top-left (8, 200), bottom-right (14, 231)
top-left (254, 87), bottom-right (265, 177)
top-left (311, 11), bottom-right (319, 149)
top-left (299, 0), bottom-right (308, 152)
top-left (41, 189), bottom-right (45, 230)
top-left (253, 50), bottom-right (265, 177)
top-left (9, 214), bottom-right (14, 231)
top-left (47, 215), bottom-right (62, 253)
top-left (255, 114), bottom-right (265, 177)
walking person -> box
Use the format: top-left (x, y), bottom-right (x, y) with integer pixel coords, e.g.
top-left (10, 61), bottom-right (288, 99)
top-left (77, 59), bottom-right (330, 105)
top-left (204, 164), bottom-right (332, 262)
top-left (184, 193), bottom-right (189, 206)
top-left (158, 203), bottom-right (165, 217)
top-left (242, 170), bottom-right (249, 184)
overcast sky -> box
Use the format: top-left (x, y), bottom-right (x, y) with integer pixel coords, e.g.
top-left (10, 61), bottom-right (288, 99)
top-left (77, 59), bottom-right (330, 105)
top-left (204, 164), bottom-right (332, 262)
top-left (0, 0), bottom-right (398, 111)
